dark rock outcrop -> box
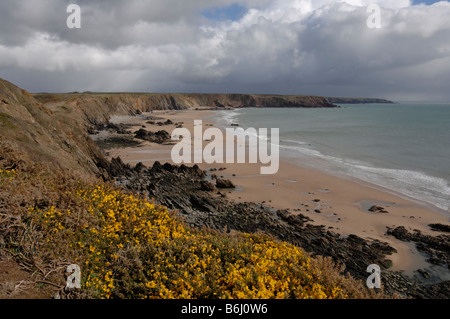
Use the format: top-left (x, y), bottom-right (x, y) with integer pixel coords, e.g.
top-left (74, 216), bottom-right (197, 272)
top-left (215, 179), bottom-right (235, 189)
top-left (429, 223), bottom-right (450, 233)
top-left (134, 129), bottom-right (171, 144)
top-left (368, 205), bottom-right (389, 214)
top-left (386, 226), bottom-right (450, 268)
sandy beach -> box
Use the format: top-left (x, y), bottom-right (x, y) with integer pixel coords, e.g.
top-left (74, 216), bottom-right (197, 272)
top-left (104, 108), bottom-right (450, 276)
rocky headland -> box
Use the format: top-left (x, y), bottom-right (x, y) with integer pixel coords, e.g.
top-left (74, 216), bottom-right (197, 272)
top-left (327, 97), bottom-right (394, 104)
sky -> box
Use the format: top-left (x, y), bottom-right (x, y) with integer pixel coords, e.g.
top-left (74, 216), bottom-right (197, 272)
top-left (0, 0), bottom-right (449, 101)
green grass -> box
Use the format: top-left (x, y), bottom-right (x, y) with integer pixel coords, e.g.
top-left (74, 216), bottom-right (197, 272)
top-left (0, 113), bottom-right (17, 129)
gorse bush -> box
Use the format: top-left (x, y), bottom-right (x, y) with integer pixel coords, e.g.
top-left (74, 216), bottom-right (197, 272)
top-left (0, 168), bottom-right (16, 181)
top-left (0, 138), bottom-right (382, 299)
top-left (26, 184), bottom-right (364, 299)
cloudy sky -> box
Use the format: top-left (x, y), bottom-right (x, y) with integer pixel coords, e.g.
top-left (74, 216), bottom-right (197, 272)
top-left (0, 0), bottom-right (449, 101)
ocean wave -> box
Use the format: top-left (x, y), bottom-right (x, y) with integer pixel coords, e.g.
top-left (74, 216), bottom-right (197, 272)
top-left (280, 143), bottom-right (327, 159)
top-left (281, 139), bottom-right (311, 146)
top-left (216, 110), bottom-right (241, 125)
top-left (347, 164), bottom-right (450, 213)
top-left (279, 143), bottom-right (450, 213)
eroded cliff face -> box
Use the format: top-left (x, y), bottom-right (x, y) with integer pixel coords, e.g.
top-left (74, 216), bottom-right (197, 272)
top-left (180, 93), bottom-right (338, 109)
top-left (33, 92), bottom-right (338, 125)
top-left (0, 78), bottom-right (102, 178)
top-left (1, 78), bottom-right (339, 178)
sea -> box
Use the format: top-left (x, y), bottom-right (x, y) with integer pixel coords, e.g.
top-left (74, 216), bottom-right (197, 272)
top-left (213, 103), bottom-right (450, 217)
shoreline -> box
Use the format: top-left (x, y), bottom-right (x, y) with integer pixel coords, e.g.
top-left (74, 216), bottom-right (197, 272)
top-left (103, 108), bottom-right (450, 279)
top-left (286, 155), bottom-right (449, 219)
top-left (212, 107), bottom-right (449, 217)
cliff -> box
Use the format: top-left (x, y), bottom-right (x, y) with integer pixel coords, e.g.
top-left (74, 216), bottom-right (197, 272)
top-left (33, 92), bottom-right (338, 123)
top-left (327, 97), bottom-right (394, 104)
top-left (0, 78), bottom-right (102, 178)
top-left (1, 80), bottom-right (337, 178)
top-left (180, 93), bottom-right (338, 108)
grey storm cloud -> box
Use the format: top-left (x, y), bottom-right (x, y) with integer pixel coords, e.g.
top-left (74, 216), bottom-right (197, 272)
top-left (0, 0), bottom-right (449, 101)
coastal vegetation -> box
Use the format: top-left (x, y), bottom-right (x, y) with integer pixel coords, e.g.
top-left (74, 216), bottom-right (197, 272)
top-left (0, 138), bottom-right (379, 299)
